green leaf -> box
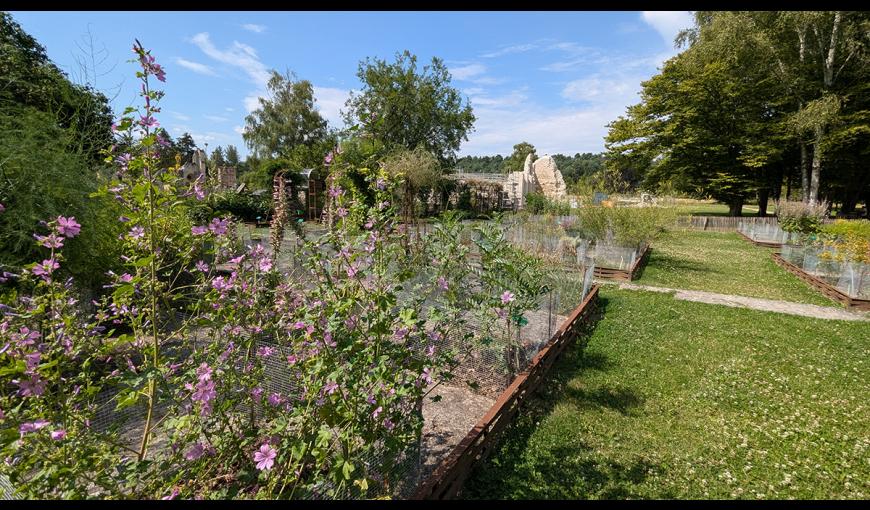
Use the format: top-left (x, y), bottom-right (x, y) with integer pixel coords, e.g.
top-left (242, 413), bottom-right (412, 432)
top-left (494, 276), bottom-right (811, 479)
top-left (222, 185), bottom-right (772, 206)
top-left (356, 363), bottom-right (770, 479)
top-left (0, 359), bottom-right (26, 376)
top-left (115, 390), bottom-right (140, 411)
top-left (342, 460), bottom-right (355, 480)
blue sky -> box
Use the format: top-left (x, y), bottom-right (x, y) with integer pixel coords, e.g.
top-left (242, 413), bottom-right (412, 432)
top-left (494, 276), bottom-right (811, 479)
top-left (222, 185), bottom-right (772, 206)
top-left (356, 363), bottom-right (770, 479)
top-left (10, 11), bottom-right (692, 158)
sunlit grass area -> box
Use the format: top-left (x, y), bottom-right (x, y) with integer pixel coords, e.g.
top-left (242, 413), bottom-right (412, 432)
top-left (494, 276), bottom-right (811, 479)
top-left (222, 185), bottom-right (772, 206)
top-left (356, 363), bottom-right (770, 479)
top-left (636, 230), bottom-right (835, 306)
top-left (464, 288), bottom-right (869, 499)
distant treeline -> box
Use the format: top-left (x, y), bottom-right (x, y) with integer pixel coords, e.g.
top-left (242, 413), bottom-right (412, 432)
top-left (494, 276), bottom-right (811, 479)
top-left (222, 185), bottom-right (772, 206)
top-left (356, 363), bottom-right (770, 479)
top-left (454, 152), bottom-right (604, 185)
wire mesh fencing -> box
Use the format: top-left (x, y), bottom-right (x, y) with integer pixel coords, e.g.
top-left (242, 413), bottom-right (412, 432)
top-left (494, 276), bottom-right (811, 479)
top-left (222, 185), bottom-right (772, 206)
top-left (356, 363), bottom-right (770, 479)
top-left (2, 221), bottom-right (598, 500)
top-left (738, 222), bottom-right (795, 245)
top-left (779, 244), bottom-right (870, 300)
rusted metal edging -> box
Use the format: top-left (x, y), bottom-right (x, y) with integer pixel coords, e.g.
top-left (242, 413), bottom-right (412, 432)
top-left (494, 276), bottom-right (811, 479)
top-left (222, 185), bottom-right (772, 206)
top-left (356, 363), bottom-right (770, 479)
top-left (412, 285), bottom-right (600, 500)
top-left (772, 253), bottom-right (870, 311)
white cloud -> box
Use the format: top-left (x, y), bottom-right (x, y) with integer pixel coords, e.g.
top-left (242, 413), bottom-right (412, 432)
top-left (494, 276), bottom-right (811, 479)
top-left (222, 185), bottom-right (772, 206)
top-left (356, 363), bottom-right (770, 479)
top-left (467, 88), bottom-right (528, 108)
top-left (313, 86), bottom-right (350, 129)
top-left (450, 63), bottom-right (486, 80)
top-left (225, 107), bottom-right (235, 112)
top-left (240, 86), bottom-right (350, 130)
top-left (562, 77), bottom-right (631, 103)
top-left (469, 76), bottom-right (508, 86)
top-left (175, 58), bottom-right (217, 76)
top-left (481, 43), bottom-right (537, 58)
top-left (641, 11), bottom-right (693, 46)
top-left (204, 114), bottom-right (229, 122)
top-left (191, 32), bottom-right (271, 85)
top-left (243, 94), bottom-right (262, 113)
top-left (233, 125), bottom-right (245, 135)
top-left (460, 106), bottom-right (619, 157)
top-left (242, 23), bottom-right (267, 33)
top-left (170, 111), bottom-right (191, 121)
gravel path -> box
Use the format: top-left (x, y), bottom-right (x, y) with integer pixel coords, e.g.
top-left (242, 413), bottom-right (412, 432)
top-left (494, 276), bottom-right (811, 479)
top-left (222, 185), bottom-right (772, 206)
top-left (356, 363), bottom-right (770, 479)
top-left (613, 282), bottom-right (869, 322)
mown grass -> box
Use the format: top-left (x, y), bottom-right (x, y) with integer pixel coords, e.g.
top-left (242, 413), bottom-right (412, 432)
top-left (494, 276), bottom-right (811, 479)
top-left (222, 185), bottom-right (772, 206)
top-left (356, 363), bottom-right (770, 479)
top-left (672, 202), bottom-right (760, 217)
top-left (636, 230), bottom-right (835, 306)
top-left (463, 288), bottom-right (869, 499)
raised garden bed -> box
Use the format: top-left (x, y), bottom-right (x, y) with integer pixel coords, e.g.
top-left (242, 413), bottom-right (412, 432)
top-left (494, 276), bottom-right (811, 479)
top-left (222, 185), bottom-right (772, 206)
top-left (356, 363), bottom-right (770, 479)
top-left (412, 285), bottom-right (600, 499)
top-left (737, 230), bottom-right (782, 249)
top-left (772, 252), bottom-right (870, 311)
top-left (592, 243), bottom-right (651, 282)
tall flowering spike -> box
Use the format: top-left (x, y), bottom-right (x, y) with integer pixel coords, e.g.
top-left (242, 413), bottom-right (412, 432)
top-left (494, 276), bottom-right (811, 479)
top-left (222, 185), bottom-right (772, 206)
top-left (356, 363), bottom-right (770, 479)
top-left (270, 171), bottom-right (288, 263)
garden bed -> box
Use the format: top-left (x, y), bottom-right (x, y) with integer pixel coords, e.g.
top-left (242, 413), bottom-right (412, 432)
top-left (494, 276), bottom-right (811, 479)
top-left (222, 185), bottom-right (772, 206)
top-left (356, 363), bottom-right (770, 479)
top-left (591, 244), bottom-right (650, 282)
top-left (412, 285), bottom-right (600, 499)
top-left (737, 230), bottom-right (782, 248)
top-left (772, 252), bottom-right (870, 311)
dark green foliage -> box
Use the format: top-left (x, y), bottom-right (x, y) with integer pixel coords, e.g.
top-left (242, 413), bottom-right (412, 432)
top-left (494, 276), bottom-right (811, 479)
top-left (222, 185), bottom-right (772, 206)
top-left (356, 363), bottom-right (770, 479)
top-left (243, 70), bottom-right (328, 160)
top-left (501, 142), bottom-right (536, 174)
top-left (1, 12), bottom-right (113, 167)
top-left (0, 103), bottom-right (123, 291)
top-left (523, 192), bottom-right (547, 214)
top-left (455, 154), bottom-right (504, 173)
top-left (344, 50), bottom-right (475, 167)
top-left (190, 190), bottom-right (272, 224)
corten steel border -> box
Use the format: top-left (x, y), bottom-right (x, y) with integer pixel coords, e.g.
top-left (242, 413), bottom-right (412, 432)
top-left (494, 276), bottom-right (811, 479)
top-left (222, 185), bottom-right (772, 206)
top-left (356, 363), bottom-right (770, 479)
top-left (592, 243), bottom-right (651, 282)
top-left (737, 230), bottom-right (783, 249)
top-left (772, 253), bottom-right (870, 311)
top-left (412, 285), bottom-right (600, 500)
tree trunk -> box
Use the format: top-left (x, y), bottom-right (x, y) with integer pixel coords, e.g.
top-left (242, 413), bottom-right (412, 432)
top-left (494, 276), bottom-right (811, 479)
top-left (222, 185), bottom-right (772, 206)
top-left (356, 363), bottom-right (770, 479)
top-left (786, 173), bottom-right (791, 201)
top-left (728, 198), bottom-right (744, 217)
top-left (809, 125), bottom-right (824, 205)
top-left (757, 188), bottom-right (770, 217)
top-left (800, 142), bottom-right (809, 202)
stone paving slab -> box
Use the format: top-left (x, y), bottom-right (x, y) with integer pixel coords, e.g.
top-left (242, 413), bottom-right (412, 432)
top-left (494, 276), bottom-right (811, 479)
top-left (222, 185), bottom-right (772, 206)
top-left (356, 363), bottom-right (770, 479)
top-left (612, 282), bottom-right (869, 322)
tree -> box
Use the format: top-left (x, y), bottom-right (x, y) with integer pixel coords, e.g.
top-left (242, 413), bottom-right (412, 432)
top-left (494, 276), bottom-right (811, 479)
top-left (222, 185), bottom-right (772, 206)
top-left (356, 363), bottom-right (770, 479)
top-left (1, 12), bottom-right (113, 167)
top-left (679, 11), bottom-right (870, 206)
top-left (210, 145), bottom-right (226, 169)
top-left (225, 144), bottom-right (241, 168)
top-left (174, 132), bottom-right (197, 161)
top-left (243, 69), bottom-right (328, 159)
top-left (343, 50), bottom-right (476, 167)
top-left (501, 142), bottom-right (536, 174)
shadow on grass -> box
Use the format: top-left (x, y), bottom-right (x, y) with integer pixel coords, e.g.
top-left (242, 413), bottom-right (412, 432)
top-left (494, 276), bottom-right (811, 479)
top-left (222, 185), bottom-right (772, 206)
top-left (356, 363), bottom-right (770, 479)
top-left (644, 252), bottom-right (717, 277)
top-left (564, 385), bottom-right (644, 416)
top-left (461, 295), bottom-right (664, 499)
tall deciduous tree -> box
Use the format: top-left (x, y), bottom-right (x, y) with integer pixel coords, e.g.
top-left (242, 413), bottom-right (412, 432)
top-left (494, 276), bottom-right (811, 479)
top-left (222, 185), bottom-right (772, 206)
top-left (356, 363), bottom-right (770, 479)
top-left (243, 69), bottom-right (328, 159)
top-left (1, 12), bottom-right (113, 167)
top-left (501, 142), bottom-right (536, 174)
top-left (343, 50), bottom-right (475, 167)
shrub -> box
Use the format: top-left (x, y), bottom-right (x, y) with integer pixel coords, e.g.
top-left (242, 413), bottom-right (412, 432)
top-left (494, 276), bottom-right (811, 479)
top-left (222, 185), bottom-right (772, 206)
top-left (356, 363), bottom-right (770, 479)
top-left (524, 192), bottom-right (547, 214)
top-left (820, 219), bottom-right (870, 264)
top-left (0, 102), bottom-right (123, 294)
top-left (196, 190), bottom-right (272, 223)
top-left (774, 199), bottom-right (828, 235)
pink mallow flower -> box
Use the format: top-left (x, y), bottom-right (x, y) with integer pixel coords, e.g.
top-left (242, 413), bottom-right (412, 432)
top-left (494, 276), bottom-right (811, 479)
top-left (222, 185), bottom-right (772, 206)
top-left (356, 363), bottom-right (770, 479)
top-left (253, 443), bottom-right (277, 471)
top-left (32, 259), bottom-right (60, 279)
top-left (19, 420), bottom-right (50, 437)
top-left (208, 218), bottom-right (229, 236)
top-left (51, 429), bottom-right (67, 441)
top-left (128, 226), bottom-right (145, 239)
top-left (56, 216), bottom-right (81, 238)
top-left (185, 442), bottom-right (205, 461)
top-left (34, 232), bottom-right (64, 249)
top-left (501, 291), bottom-right (515, 304)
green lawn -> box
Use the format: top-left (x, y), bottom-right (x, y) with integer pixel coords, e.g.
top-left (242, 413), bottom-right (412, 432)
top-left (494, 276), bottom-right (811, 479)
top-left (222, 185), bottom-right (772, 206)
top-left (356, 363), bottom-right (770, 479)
top-left (636, 230), bottom-right (835, 306)
top-left (673, 202), bottom-right (760, 217)
top-left (463, 288), bottom-right (870, 499)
